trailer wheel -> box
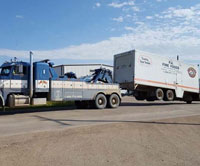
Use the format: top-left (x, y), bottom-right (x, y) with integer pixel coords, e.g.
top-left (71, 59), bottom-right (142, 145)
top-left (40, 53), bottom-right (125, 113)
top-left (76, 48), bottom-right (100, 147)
top-left (108, 94), bottom-right (120, 108)
top-left (184, 94), bottom-right (193, 104)
top-left (95, 94), bottom-right (107, 109)
top-left (155, 88), bottom-right (164, 100)
top-left (165, 90), bottom-right (174, 101)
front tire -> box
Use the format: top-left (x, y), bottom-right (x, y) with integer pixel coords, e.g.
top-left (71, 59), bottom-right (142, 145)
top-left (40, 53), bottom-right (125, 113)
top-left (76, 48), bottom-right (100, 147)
top-left (95, 94), bottom-right (107, 109)
top-left (108, 94), bottom-right (120, 108)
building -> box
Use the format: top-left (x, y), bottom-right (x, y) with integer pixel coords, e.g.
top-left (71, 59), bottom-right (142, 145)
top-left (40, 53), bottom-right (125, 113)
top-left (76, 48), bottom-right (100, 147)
top-left (53, 64), bottom-right (113, 78)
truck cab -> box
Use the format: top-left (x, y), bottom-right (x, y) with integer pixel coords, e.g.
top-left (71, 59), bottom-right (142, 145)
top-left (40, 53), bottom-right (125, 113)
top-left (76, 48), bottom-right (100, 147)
top-left (0, 61), bottom-right (29, 107)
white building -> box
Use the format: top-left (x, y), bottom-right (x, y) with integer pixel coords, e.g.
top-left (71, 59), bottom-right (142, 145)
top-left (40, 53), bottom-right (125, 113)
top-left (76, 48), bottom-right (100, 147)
top-left (54, 64), bottom-right (113, 78)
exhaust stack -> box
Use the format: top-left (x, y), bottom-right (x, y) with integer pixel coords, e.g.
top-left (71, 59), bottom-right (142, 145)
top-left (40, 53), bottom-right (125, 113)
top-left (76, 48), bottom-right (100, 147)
top-left (29, 51), bottom-right (33, 101)
top-left (177, 55), bottom-right (179, 61)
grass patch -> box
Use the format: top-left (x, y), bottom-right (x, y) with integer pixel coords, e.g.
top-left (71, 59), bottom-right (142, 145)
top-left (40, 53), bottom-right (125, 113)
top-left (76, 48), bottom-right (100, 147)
top-left (2, 101), bottom-right (75, 113)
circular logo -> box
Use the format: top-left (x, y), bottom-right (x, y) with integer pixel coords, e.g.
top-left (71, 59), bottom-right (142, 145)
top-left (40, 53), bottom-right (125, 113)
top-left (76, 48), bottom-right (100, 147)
top-left (188, 67), bottom-right (197, 78)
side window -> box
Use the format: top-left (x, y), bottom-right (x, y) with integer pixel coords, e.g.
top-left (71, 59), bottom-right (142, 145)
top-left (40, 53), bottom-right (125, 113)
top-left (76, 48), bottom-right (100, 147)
top-left (1, 67), bottom-right (11, 76)
top-left (13, 65), bottom-right (24, 75)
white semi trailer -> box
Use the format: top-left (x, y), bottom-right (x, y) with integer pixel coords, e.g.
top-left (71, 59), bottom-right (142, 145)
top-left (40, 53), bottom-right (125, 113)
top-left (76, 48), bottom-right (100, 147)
top-left (114, 50), bottom-right (200, 103)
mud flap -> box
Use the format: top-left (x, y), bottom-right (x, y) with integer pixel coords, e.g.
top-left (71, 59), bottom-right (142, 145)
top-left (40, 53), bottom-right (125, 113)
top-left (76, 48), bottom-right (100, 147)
top-left (175, 87), bottom-right (184, 98)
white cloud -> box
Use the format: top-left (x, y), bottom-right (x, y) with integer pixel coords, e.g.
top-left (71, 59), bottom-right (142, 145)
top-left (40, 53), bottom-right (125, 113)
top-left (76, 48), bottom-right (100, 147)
top-left (132, 6), bottom-right (140, 12)
top-left (156, 0), bottom-right (168, 2)
top-left (108, 1), bottom-right (135, 8)
top-left (1, 24), bottom-right (200, 62)
top-left (112, 16), bottom-right (124, 22)
top-left (135, 22), bottom-right (145, 25)
top-left (16, 15), bottom-right (24, 19)
top-left (124, 26), bottom-right (134, 31)
top-left (1, 3), bottom-right (200, 63)
top-left (95, 2), bottom-right (101, 8)
top-left (163, 7), bottom-right (197, 20)
top-left (146, 16), bottom-right (153, 19)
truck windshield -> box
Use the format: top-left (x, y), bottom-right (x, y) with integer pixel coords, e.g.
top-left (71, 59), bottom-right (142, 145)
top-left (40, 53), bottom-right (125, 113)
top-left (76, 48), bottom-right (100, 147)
top-left (0, 67), bottom-right (11, 76)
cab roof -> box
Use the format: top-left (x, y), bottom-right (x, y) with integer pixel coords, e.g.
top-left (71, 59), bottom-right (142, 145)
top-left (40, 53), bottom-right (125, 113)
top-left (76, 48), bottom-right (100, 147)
top-left (0, 61), bottom-right (30, 68)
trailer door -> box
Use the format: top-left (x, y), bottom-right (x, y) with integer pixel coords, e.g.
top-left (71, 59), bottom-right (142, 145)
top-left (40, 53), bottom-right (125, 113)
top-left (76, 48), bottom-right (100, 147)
top-left (114, 52), bottom-right (135, 84)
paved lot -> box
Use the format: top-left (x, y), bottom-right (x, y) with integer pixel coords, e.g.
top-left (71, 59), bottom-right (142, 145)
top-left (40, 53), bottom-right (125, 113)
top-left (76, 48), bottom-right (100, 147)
top-left (0, 97), bottom-right (200, 166)
top-left (0, 97), bottom-right (200, 137)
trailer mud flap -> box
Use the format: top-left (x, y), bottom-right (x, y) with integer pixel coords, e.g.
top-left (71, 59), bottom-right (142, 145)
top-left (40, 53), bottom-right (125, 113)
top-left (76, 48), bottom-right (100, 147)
top-left (175, 87), bottom-right (184, 98)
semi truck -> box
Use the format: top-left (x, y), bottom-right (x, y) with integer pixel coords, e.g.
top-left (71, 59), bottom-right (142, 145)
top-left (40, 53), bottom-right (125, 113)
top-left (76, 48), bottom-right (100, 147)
top-left (114, 50), bottom-right (200, 103)
top-left (0, 52), bottom-right (121, 110)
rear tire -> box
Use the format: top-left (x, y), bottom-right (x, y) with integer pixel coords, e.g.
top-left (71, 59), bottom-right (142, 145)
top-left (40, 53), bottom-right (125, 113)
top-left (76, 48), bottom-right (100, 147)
top-left (184, 94), bottom-right (193, 104)
top-left (165, 90), bottom-right (174, 101)
top-left (108, 94), bottom-right (120, 108)
top-left (95, 94), bottom-right (107, 109)
top-left (156, 88), bottom-right (164, 100)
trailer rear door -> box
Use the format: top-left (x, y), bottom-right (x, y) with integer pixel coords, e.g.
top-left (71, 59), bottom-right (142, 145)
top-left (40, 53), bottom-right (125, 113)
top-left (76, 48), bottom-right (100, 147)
top-left (114, 51), bottom-right (135, 84)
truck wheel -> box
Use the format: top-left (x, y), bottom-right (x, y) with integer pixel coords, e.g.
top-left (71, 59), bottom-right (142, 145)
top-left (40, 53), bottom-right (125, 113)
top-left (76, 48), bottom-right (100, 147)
top-left (95, 94), bottom-right (107, 109)
top-left (184, 95), bottom-right (193, 104)
top-left (108, 94), bottom-right (120, 108)
top-left (165, 90), bottom-right (174, 101)
top-left (156, 88), bottom-right (164, 100)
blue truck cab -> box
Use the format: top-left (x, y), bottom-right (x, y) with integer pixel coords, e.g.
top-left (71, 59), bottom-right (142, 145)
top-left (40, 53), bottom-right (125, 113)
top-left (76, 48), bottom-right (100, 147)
top-left (0, 61), bottom-right (29, 106)
top-left (0, 59), bottom-right (59, 107)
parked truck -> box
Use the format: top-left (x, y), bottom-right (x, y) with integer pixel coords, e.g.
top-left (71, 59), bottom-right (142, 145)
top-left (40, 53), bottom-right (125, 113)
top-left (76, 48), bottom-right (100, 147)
top-left (114, 50), bottom-right (200, 103)
top-left (0, 52), bottom-right (121, 110)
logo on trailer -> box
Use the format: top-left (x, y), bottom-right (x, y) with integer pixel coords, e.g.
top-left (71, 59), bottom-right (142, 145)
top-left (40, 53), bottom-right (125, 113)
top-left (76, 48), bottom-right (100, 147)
top-left (188, 67), bottom-right (196, 78)
top-left (139, 56), bottom-right (152, 66)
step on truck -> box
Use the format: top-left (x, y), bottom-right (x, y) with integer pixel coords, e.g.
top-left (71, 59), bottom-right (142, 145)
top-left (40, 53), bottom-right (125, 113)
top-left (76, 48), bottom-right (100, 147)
top-left (0, 52), bottom-right (121, 110)
top-left (114, 50), bottom-right (200, 104)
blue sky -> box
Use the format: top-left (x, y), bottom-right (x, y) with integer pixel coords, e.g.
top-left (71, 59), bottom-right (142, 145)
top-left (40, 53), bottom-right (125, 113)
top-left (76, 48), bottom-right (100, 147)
top-left (0, 0), bottom-right (200, 67)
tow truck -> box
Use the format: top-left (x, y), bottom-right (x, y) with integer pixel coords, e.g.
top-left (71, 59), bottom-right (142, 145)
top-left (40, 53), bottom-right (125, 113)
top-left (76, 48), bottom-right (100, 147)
top-left (0, 52), bottom-right (121, 110)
